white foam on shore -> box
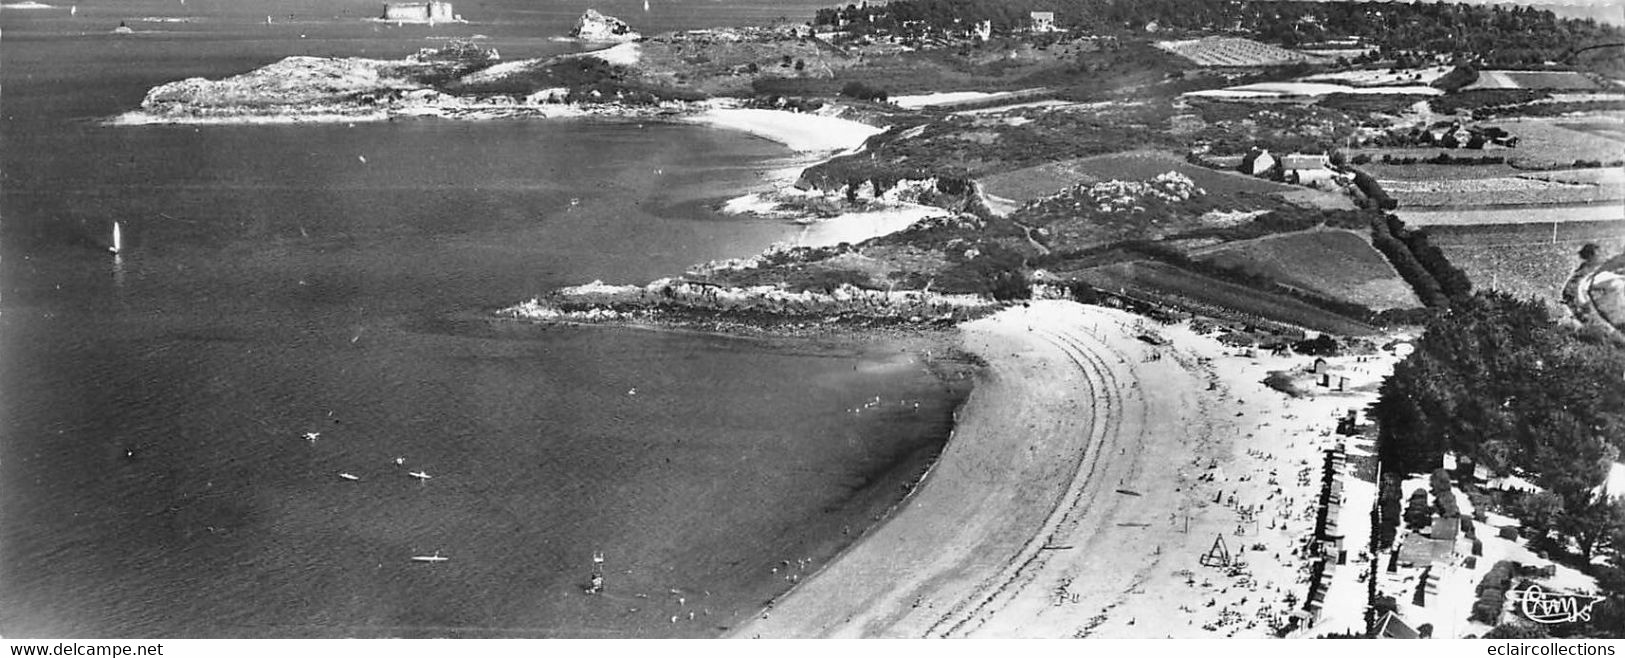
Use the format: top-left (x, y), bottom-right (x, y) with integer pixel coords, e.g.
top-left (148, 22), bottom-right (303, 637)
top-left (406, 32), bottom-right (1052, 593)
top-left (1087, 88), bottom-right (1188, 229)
top-left (104, 101), bottom-right (634, 126)
top-left (2, 1), bottom-right (56, 8)
top-left (720, 188), bottom-right (948, 249)
top-left (107, 110), bottom-right (392, 126)
top-left (789, 205), bottom-right (944, 248)
top-left (684, 107), bottom-right (884, 153)
top-left (890, 91), bottom-right (999, 109)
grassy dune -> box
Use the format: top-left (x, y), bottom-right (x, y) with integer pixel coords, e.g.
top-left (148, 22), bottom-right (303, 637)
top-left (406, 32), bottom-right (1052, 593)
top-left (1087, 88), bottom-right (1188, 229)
top-left (1196, 229), bottom-right (1422, 310)
top-left (1076, 260), bottom-right (1379, 335)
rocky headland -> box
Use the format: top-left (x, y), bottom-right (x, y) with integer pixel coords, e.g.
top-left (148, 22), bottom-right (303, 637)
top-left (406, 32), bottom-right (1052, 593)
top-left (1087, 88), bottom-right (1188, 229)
top-left (570, 8), bottom-right (641, 42)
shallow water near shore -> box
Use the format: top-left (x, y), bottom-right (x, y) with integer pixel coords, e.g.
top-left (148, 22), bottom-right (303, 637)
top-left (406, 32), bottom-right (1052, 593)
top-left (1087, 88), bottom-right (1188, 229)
top-left (0, 1), bottom-right (969, 637)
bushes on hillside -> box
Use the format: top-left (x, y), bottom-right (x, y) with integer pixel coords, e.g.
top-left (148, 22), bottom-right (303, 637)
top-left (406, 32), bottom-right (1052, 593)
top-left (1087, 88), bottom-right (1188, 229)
top-left (1430, 89), bottom-right (1550, 115)
top-left (1371, 215), bottom-right (1446, 307)
top-left (1377, 473), bottom-right (1404, 549)
top-left (1405, 488), bottom-right (1433, 530)
top-left (1390, 215), bottom-right (1473, 301)
top-left (1352, 169), bottom-right (1397, 211)
top-left (1431, 468), bottom-right (1461, 518)
top-left (840, 81), bottom-right (889, 102)
top-left (1472, 560), bottom-right (1519, 625)
top-left (1379, 153), bottom-right (1506, 166)
top-left (1432, 65), bottom-right (1479, 93)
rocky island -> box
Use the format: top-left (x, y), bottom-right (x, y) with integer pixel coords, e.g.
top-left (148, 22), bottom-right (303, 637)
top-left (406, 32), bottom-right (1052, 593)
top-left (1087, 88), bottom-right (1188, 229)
top-left (570, 8), bottom-right (640, 42)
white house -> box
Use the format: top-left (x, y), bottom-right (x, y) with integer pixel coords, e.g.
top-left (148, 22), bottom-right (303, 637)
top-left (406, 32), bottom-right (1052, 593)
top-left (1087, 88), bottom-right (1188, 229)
top-left (971, 19), bottom-right (991, 42)
top-left (1240, 149), bottom-right (1277, 176)
top-left (1030, 11), bottom-right (1056, 32)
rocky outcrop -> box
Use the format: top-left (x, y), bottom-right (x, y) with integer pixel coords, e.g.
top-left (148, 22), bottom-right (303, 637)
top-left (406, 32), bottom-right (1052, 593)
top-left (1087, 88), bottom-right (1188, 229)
top-left (504, 278), bottom-right (997, 328)
top-left (570, 9), bottom-right (640, 42)
top-left (139, 57), bottom-right (419, 113)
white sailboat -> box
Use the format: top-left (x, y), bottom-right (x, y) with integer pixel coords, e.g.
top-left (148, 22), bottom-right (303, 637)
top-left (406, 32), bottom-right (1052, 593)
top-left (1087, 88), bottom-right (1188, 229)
top-left (411, 551), bottom-right (449, 563)
top-left (643, 0), bottom-right (650, 11)
top-left (109, 221), bottom-right (122, 254)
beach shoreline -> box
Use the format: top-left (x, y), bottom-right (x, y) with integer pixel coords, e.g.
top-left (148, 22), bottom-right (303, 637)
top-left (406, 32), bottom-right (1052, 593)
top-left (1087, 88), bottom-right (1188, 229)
top-left (732, 299), bottom-right (1400, 638)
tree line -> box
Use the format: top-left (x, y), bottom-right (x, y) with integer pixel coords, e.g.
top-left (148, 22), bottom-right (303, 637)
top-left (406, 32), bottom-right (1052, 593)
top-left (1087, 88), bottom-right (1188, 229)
top-left (1370, 287), bottom-right (1625, 571)
top-left (813, 0), bottom-right (1625, 70)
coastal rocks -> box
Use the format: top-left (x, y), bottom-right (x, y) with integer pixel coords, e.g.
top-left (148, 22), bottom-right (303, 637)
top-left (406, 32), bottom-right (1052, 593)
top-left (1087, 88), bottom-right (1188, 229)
top-left (797, 173), bottom-right (990, 217)
top-left (524, 88), bottom-right (570, 105)
top-left (505, 278), bottom-right (998, 328)
top-left (140, 56), bottom-right (411, 112)
top-left (571, 9), bottom-right (640, 42)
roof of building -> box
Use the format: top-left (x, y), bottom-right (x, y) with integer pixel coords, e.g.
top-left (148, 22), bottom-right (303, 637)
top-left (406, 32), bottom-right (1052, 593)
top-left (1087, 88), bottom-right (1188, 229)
top-left (1398, 530), bottom-right (1455, 565)
top-left (1375, 611), bottom-right (1420, 639)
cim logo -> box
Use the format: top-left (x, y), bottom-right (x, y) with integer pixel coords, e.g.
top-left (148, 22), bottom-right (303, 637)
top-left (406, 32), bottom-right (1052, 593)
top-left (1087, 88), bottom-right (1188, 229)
top-left (1511, 583), bottom-right (1607, 625)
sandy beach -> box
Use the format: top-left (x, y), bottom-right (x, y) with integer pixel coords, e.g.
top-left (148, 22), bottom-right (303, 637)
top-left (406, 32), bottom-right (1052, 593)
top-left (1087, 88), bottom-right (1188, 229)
top-left (684, 107), bottom-right (885, 154)
top-left (736, 299), bottom-right (1401, 638)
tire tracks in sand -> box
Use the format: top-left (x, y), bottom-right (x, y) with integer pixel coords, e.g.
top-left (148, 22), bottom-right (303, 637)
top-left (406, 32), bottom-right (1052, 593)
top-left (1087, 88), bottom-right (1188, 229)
top-left (733, 301), bottom-right (1161, 638)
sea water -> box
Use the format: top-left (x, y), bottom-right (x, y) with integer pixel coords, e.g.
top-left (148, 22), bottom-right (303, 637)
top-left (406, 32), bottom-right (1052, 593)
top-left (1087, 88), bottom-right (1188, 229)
top-left (0, 1), bottom-right (966, 637)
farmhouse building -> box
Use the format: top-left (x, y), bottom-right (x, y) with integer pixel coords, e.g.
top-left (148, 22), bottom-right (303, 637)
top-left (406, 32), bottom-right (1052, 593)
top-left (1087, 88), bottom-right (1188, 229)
top-left (1282, 152), bottom-right (1345, 188)
top-left (1029, 11), bottom-right (1056, 32)
top-left (971, 19), bottom-right (991, 41)
top-left (383, 1), bottom-right (455, 22)
top-left (1239, 149), bottom-right (1277, 176)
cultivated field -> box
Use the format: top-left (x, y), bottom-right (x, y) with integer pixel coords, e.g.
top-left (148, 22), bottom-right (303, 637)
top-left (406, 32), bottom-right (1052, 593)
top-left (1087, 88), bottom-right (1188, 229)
top-left (1156, 37), bottom-right (1319, 68)
top-left (1195, 229), bottom-right (1423, 310)
top-left (1075, 260), bottom-right (1379, 335)
top-left (1379, 176), bottom-right (1618, 207)
top-left (1559, 121), bottom-right (1625, 142)
top-left (1523, 166), bottom-right (1625, 190)
top-left (1497, 119), bottom-right (1625, 169)
top-left (1463, 70), bottom-right (1599, 91)
top-left (1396, 203), bottom-right (1625, 226)
top-left (1302, 66), bottom-right (1453, 87)
top-left (1429, 221), bottom-right (1625, 306)
top-left (1358, 157), bottom-right (1523, 182)
top-left (979, 150), bottom-right (1300, 203)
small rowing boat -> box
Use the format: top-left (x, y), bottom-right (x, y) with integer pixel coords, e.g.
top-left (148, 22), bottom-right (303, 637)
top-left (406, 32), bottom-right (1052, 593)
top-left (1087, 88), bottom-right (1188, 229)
top-left (408, 471), bottom-right (431, 480)
top-left (338, 472), bottom-right (360, 481)
top-left (410, 551), bottom-right (448, 563)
